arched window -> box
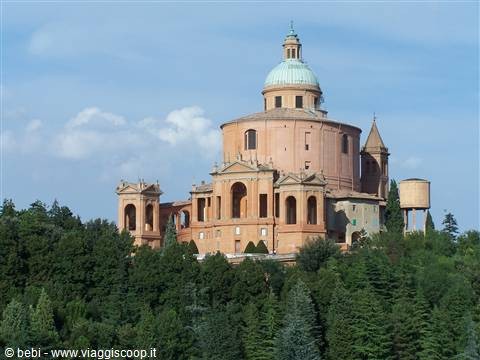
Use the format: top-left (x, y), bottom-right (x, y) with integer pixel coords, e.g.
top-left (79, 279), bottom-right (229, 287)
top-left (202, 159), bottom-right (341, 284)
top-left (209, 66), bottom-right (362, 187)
top-left (307, 196), bottom-right (317, 225)
top-left (245, 129), bottom-right (257, 150)
top-left (287, 49), bottom-right (291, 58)
top-left (124, 204), bottom-right (136, 231)
top-left (145, 204), bottom-right (153, 231)
top-left (231, 182), bottom-right (247, 218)
top-left (286, 196), bottom-right (297, 224)
top-left (181, 210), bottom-right (190, 229)
top-left (342, 134), bottom-right (349, 154)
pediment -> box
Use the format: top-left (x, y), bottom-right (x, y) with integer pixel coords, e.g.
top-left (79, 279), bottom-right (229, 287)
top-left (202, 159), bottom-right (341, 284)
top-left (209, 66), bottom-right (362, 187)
top-left (215, 160), bottom-right (272, 175)
top-left (275, 172), bottom-right (327, 187)
top-left (276, 174), bottom-right (301, 185)
top-left (116, 181), bottom-right (162, 195)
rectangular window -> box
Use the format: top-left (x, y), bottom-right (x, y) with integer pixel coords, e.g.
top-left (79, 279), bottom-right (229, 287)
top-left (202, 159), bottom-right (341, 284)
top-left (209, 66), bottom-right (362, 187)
top-left (259, 194), bottom-right (267, 218)
top-left (199, 232), bottom-right (204, 240)
top-left (216, 196), bottom-right (221, 220)
top-left (235, 226), bottom-right (241, 235)
top-left (235, 240), bottom-right (241, 253)
top-left (292, 48), bottom-right (296, 58)
top-left (260, 228), bottom-right (267, 237)
top-left (275, 96), bottom-right (282, 108)
top-left (295, 96), bottom-right (303, 108)
top-left (314, 97), bottom-right (318, 109)
top-left (305, 161), bottom-right (311, 170)
top-left (246, 130), bottom-right (256, 150)
top-left (215, 229), bottom-right (221, 237)
top-left (305, 132), bottom-right (311, 150)
top-left (197, 198), bottom-right (205, 222)
top-left (352, 205), bottom-right (356, 212)
top-left (274, 193), bottom-right (280, 218)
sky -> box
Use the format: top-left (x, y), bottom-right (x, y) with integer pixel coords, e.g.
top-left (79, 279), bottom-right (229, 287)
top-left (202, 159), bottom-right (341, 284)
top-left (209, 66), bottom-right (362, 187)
top-left (2, 2), bottom-right (479, 231)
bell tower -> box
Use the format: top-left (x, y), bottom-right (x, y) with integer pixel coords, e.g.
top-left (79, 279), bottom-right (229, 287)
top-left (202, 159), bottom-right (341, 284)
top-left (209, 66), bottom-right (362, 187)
top-left (116, 180), bottom-right (162, 248)
top-left (360, 117), bottom-right (389, 199)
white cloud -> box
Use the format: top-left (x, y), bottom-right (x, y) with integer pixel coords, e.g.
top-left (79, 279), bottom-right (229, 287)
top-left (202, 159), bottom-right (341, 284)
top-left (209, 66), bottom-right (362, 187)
top-left (3, 105), bottom-right (220, 180)
top-left (141, 106), bottom-right (221, 153)
top-left (402, 156), bottom-right (423, 169)
top-left (66, 107), bottom-right (126, 129)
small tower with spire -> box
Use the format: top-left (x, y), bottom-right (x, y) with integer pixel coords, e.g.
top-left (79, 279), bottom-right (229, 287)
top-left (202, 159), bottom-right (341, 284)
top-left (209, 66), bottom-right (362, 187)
top-left (360, 115), bottom-right (389, 198)
top-left (283, 21), bottom-right (302, 60)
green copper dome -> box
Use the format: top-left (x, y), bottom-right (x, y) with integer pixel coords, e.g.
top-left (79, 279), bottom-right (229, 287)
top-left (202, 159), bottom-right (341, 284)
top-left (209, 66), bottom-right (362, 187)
top-left (264, 59), bottom-right (319, 88)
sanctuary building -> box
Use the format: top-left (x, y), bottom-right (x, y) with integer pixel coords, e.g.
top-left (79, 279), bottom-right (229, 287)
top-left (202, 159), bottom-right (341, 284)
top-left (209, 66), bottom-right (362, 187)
top-left (116, 26), bottom-right (394, 255)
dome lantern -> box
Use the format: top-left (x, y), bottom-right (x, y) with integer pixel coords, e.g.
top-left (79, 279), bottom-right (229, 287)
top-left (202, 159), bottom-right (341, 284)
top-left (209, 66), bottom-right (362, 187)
top-left (283, 21), bottom-right (302, 60)
top-left (262, 24), bottom-right (324, 113)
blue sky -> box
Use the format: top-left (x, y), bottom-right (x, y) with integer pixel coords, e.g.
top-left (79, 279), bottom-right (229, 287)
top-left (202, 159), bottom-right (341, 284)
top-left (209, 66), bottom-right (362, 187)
top-left (2, 2), bottom-right (479, 231)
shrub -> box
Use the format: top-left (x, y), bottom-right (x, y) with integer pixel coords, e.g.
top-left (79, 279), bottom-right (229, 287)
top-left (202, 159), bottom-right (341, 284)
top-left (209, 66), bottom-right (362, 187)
top-left (244, 241), bottom-right (256, 253)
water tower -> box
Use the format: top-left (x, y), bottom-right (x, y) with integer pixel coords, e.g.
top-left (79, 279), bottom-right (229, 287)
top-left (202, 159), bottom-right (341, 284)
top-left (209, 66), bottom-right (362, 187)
top-left (399, 178), bottom-right (431, 234)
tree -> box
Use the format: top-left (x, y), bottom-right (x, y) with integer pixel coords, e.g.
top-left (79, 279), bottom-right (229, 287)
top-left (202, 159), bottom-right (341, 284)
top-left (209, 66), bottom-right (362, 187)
top-left (442, 212), bottom-right (459, 240)
top-left (135, 306), bottom-right (157, 351)
top-left (0, 298), bottom-right (29, 348)
top-left (385, 180), bottom-right (404, 235)
top-left (0, 200), bottom-right (26, 306)
top-left (244, 241), bottom-right (256, 253)
top-left (351, 288), bottom-right (392, 359)
top-left (326, 283), bottom-right (356, 360)
top-left (425, 210), bottom-right (435, 234)
top-left (201, 252), bottom-right (234, 306)
top-left (276, 280), bottom-right (321, 360)
top-left (29, 289), bottom-right (60, 349)
top-left (232, 258), bottom-right (268, 306)
top-left (199, 306), bottom-right (243, 360)
top-left (243, 303), bottom-right (271, 360)
top-left (157, 308), bottom-right (192, 360)
top-left (458, 314), bottom-right (479, 360)
top-left (255, 241), bottom-right (269, 254)
top-left (391, 292), bottom-right (420, 359)
top-left (188, 240), bottom-right (199, 254)
top-left (164, 215), bottom-right (177, 248)
top-left (296, 237), bottom-right (340, 273)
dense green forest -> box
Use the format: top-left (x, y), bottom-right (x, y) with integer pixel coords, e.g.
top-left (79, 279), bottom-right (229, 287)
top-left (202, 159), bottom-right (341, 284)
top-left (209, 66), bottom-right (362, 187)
top-left (0, 198), bottom-right (479, 359)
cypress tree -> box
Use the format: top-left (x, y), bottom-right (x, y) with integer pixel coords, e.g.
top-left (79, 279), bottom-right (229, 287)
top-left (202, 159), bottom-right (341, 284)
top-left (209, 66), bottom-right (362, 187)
top-left (276, 280), bottom-right (321, 360)
top-left (188, 240), bottom-right (199, 254)
top-left (164, 215), bottom-right (177, 248)
top-left (255, 241), bottom-right (269, 254)
top-left (244, 241), bottom-right (256, 253)
top-left (385, 180), bottom-right (404, 235)
top-left (29, 289), bottom-right (60, 349)
top-left (0, 298), bottom-right (29, 348)
top-left (442, 212), bottom-right (459, 240)
top-left (425, 210), bottom-right (435, 233)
